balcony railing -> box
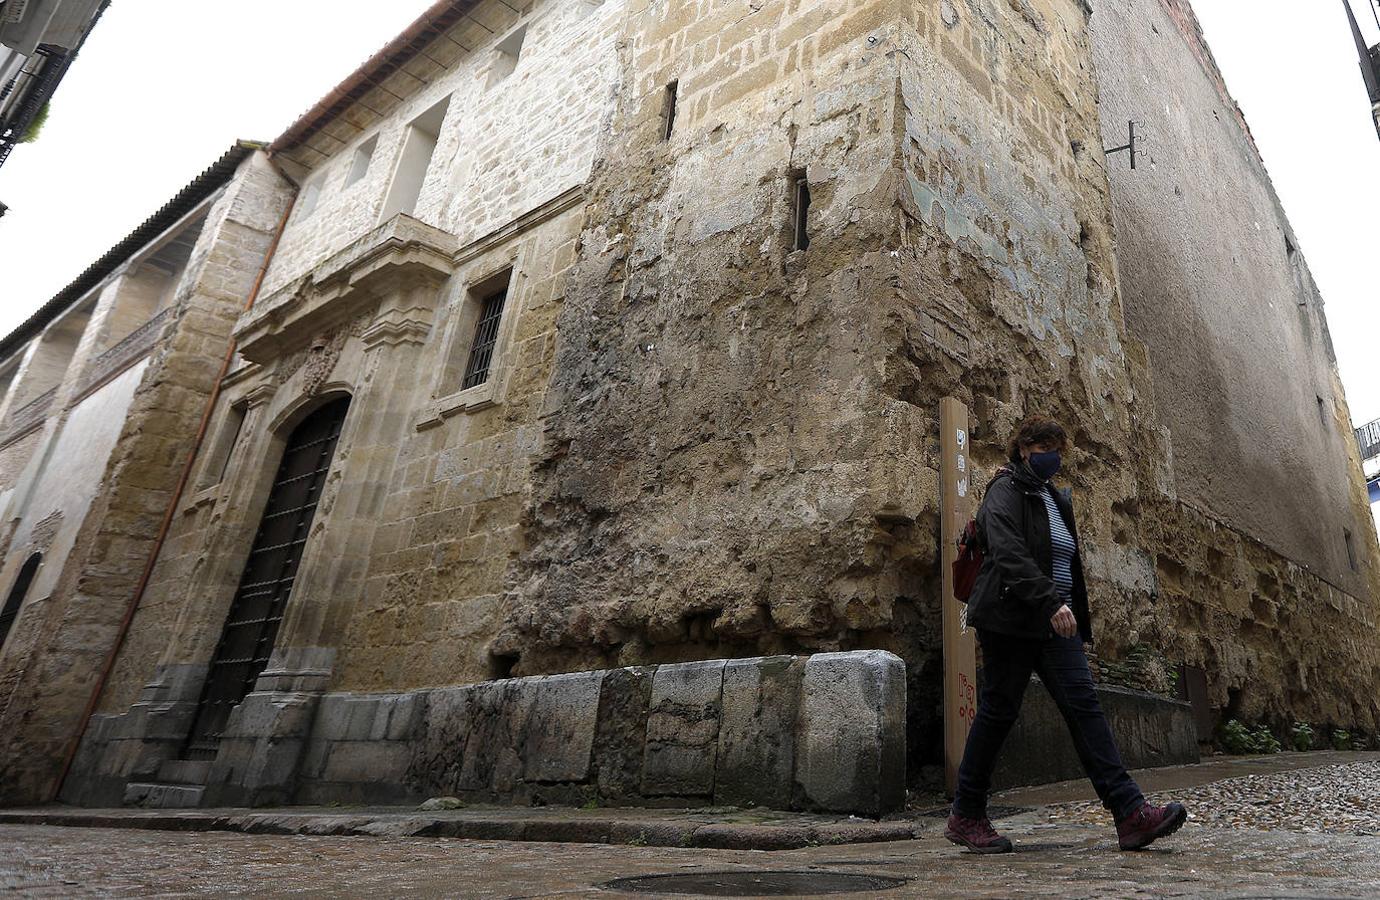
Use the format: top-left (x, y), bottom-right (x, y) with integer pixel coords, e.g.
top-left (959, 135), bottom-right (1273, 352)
top-left (73, 307), bottom-right (173, 401)
top-left (1357, 418), bottom-right (1380, 464)
top-left (0, 386), bottom-right (55, 445)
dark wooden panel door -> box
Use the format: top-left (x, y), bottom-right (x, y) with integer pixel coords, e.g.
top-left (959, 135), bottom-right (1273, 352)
top-left (183, 396), bottom-right (350, 759)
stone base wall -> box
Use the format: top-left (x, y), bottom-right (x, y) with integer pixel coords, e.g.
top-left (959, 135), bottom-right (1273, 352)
top-left (993, 680), bottom-right (1199, 790)
top-left (64, 650), bottom-right (907, 818)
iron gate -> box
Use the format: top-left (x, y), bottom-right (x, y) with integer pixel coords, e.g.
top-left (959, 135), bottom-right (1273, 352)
top-left (183, 396), bottom-right (350, 759)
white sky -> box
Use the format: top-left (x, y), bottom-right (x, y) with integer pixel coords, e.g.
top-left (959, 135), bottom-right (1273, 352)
top-left (0, 0), bottom-right (1377, 424)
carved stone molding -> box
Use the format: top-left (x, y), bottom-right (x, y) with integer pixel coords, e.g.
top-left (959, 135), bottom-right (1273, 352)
top-left (28, 510), bottom-right (63, 554)
top-left (237, 215), bottom-right (458, 365)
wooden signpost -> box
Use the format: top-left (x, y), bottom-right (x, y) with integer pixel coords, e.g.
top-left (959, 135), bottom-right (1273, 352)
top-left (940, 397), bottom-right (978, 794)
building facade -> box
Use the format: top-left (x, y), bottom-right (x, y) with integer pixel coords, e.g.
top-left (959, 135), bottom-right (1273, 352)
top-left (0, 0), bottom-right (1375, 810)
top-left (0, 0), bottom-right (107, 170)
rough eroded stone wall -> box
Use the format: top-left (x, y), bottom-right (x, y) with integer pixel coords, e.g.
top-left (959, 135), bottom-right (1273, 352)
top-left (497, 0), bottom-right (1174, 771)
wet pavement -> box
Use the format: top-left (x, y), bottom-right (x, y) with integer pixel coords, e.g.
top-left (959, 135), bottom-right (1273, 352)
top-left (1, 752), bottom-right (1378, 898)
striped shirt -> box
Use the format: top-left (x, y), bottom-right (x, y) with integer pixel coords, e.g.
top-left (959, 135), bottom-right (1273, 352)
top-left (1039, 488), bottom-right (1077, 599)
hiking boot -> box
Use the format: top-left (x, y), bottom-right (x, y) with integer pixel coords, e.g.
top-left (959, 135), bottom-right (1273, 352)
top-left (944, 812), bottom-right (1014, 853)
top-left (1116, 800), bottom-right (1188, 850)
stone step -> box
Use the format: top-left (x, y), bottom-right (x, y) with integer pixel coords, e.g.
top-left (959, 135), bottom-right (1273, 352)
top-left (155, 759), bottom-right (212, 786)
top-left (122, 782), bottom-right (205, 809)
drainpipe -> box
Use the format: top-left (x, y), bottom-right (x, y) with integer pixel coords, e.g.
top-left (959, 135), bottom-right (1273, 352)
top-left (52, 167), bottom-right (297, 801)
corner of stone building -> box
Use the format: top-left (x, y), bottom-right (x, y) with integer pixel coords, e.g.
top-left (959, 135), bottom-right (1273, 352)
top-left (0, 149), bottom-right (297, 807)
top-left (498, 0), bottom-right (931, 687)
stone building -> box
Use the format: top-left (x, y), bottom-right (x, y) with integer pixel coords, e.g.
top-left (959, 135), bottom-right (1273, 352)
top-left (1344, 0), bottom-right (1380, 139)
top-left (0, 0), bottom-right (108, 170)
top-left (0, 0), bottom-right (1376, 812)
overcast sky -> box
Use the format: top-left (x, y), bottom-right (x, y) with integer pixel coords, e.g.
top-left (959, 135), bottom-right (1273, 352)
top-left (0, 0), bottom-right (1377, 425)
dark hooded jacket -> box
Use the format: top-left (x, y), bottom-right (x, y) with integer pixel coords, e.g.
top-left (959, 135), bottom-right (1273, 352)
top-left (964, 461), bottom-right (1092, 643)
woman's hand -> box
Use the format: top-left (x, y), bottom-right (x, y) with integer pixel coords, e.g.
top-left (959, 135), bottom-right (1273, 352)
top-left (1050, 604), bottom-right (1077, 638)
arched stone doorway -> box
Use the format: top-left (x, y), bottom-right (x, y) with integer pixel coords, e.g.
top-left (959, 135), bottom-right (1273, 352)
top-left (183, 395), bottom-right (351, 759)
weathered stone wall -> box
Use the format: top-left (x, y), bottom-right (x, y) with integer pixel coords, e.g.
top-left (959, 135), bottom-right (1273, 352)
top-left (1086, 0), bottom-right (1380, 730)
top-left (68, 650), bottom-right (908, 817)
top-left (498, 0), bottom-right (1167, 775)
top-left (1091, 0), bottom-right (1380, 594)
top-left (0, 154), bottom-right (295, 804)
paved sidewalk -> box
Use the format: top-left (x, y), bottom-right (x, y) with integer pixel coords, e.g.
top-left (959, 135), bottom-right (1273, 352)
top-left (0, 803), bottom-right (921, 851)
top-left (2, 751), bottom-right (1378, 897)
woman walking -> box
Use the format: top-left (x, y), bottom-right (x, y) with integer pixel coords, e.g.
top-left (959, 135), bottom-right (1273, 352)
top-left (944, 415), bottom-right (1187, 853)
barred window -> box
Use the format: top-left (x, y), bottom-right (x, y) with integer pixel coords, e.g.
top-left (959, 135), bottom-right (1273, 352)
top-left (461, 284), bottom-right (508, 390)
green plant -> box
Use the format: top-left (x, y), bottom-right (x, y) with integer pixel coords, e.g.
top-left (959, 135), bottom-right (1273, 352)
top-left (1290, 722), bottom-right (1314, 752)
top-left (1221, 719), bottom-right (1281, 755)
top-left (1221, 719), bottom-right (1254, 755)
top-left (1251, 724), bottom-right (1281, 754)
top-left (1332, 729), bottom-right (1352, 751)
top-left (19, 102), bottom-right (49, 144)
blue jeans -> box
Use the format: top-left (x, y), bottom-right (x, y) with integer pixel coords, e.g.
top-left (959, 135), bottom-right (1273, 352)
top-left (951, 630), bottom-right (1145, 823)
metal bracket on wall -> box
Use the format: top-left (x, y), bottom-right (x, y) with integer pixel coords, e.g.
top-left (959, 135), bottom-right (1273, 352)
top-left (1104, 120), bottom-right (1141, 170)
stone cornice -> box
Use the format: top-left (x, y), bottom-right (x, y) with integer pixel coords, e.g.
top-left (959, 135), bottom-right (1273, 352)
top-left (237, 215), bottom-right (458, 364)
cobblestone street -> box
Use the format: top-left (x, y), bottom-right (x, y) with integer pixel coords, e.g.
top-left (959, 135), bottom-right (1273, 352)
top-left (2, 756), bottom-right (1378, 898)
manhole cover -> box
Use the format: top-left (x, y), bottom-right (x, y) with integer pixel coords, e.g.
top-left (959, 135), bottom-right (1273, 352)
top-left (916, 805), bottom-right (1033, 819)
top-left (601, 870), bottom-right (908, 896)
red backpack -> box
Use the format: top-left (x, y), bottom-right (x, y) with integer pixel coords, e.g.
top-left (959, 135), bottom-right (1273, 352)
top-left (951, 469), bottom-right (1011, 602)
top-left (952, 518), bottom-right (984, 603)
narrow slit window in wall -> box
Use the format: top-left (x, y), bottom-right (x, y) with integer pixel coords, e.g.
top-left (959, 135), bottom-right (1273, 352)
top-left (663, 81), bottom-right (679, 140)
top-left (1345, 528), bottom-right (1358, 571)
top-left (1317, 395), bottom-right (1329, 428)
top-left (792, 172), bottom-right (811, 252)
top-left (462, 274), bottom-right (513, 391)
top-left (381, 96), bottom-right (451, 221)
top-left (345, 136), bottom-right (378, 187)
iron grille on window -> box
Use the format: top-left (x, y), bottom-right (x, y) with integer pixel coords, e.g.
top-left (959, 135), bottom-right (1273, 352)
top-left (462, 287), bottom-right (507, 390)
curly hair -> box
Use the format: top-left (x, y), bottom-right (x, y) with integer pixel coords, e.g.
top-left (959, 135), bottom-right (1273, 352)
top-left (1006, 414), bottom-right (1069, 463)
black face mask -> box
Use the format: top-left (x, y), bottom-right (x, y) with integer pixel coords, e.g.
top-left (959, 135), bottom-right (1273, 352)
top-left (1028, 451), bottom-right (1061, 480)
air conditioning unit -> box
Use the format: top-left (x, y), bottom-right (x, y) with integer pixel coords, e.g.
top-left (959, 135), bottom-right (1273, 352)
top-left (2, 0), bottom-right (31, 25)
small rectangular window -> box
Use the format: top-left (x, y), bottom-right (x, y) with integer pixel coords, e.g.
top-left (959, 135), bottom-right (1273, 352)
top-left (1345, 528), bottom-right (1358, 571)
top-left (381, 96), bottom-right (450, 221)
top-left (489, 24), bottom-right (527, 86)
top-left (298, 174), bottom-right (324, 218)
top-left (792, 172), bottom-right (811, 252)
top-left (1317, 395), bottom-right (1328, 428)
top-left (346, 135), bottom-right (377, 187)
top-left (663, 81), bottom-right (679, 140)
top-left (197, 401), bottom-right (247, 490)
top-left (462, 280), bottom-right (511, 390)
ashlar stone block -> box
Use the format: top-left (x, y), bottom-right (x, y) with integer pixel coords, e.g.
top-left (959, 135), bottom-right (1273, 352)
top-left (796, 650), bottom-right (906, 817)
top-left (522, 670), bottom-right (604, 784)
top-left (641, 659), bottom-right (725, 798)
top-left (715, 655), bottom-right (802, 809)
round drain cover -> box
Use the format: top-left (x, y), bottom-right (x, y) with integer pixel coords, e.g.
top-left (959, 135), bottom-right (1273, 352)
top-left (602, 870), bottom-right (908, 896)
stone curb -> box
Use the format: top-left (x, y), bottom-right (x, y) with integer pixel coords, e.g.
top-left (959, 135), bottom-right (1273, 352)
top-left (0, 809), bottom-right (921, 851)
